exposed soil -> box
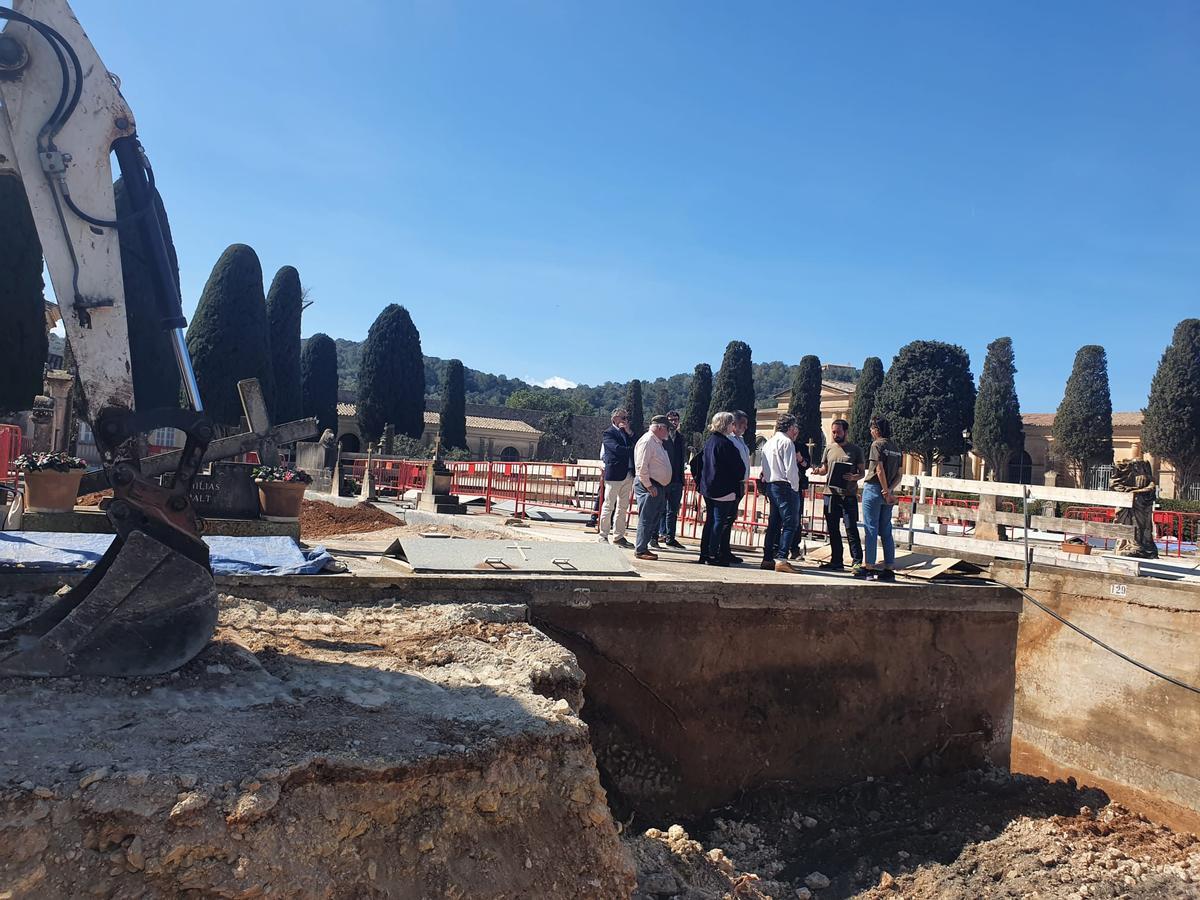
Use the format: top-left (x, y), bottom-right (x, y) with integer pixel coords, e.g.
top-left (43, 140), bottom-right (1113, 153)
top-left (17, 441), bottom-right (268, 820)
top-left (76, 489), bottom-right (111, 507)
top-left (298, 498), bottom-right (404, 538)
top-left (627, 767), bottom-right (1200, 899)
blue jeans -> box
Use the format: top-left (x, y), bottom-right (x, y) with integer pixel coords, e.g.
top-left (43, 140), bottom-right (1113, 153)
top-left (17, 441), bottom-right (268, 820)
top-left (659, 482), bottom-right (684, 540)
top-left (862, 482), bottom-right (895, 568)
top-left (763, 482), bottom-right (799, 562)
top-left (703, 497), bottom-right (738, 562)
top-left (634, 481), bottom-right (668, 554)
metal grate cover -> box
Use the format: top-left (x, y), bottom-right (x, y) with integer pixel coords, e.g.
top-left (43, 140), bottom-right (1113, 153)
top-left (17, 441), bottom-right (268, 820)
top-left (385, 538), bottom-right (636, 575)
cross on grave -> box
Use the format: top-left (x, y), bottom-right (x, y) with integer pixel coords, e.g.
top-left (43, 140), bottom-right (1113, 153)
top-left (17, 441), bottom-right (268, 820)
top-left (506, 543), bottom-right (533, 561)
top-left (76, 378), bottom-right (319, 496)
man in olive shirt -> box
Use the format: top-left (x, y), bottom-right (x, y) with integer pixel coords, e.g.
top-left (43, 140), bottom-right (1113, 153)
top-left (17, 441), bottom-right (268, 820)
top-left (811, 418), bottom-right (863, 571)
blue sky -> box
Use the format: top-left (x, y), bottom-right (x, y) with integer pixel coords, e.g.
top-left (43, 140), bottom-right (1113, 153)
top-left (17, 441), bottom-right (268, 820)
top-left (61, 1), bottom-right (1200, 410)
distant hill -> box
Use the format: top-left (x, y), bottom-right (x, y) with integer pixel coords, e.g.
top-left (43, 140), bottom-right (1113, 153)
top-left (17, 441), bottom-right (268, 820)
top-left (306, 337), bottom-right (858, 417)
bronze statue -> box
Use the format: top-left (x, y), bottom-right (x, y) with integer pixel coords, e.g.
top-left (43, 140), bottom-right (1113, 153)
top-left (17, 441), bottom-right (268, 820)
top-left (1110, 444), bottom-right (1158, 559)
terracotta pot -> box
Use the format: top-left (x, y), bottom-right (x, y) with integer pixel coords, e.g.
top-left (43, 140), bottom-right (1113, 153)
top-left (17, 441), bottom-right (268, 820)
top-left (23, 468), bottom-right (85, 513)
top-left (257, 480), bottom-right (306, 521)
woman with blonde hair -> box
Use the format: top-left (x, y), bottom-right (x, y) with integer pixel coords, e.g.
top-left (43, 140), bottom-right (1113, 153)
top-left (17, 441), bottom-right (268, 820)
top-left (696, 411), bottom-right (745, 565)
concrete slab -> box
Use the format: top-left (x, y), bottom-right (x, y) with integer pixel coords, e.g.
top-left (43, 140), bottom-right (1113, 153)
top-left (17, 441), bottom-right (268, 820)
top-left (386, 537), bottom-right (635, 575)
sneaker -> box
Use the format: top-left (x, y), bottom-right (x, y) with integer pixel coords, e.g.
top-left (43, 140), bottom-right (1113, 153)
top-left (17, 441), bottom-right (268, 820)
top-left (649, 539), bottom-right (660, 550)
top-left (870, 569), bottom-right (897, 582)
top-left (635, 551), bottom-right (658, 561)
top-left (665, 539), bottom-right (686, 550)
top-left (774, 560), bottom-right (800, 574)
top-left (597, 536), bottom-right (608, 544)
top-left (723, 554), bottom-right (743, 564)
top-left (816, 562), bottom-right (844, 572)
top-left (851, 566), bottom-right (872, 579)
top-left (656, 534), bottom-right (669, 544)
top-left (612, 537), bottom-right (633, 549)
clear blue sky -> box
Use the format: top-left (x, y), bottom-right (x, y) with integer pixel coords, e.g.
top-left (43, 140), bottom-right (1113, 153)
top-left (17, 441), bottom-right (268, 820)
top-left (64, 0), bottom-right (1199, 410)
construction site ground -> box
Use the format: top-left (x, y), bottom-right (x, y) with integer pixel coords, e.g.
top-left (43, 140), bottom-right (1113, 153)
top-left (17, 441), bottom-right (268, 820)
top-left (2, 496), bottom-right (1197, 898)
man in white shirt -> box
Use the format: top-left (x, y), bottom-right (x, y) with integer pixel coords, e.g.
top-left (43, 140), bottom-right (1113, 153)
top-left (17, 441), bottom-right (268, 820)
top-left (632, 416), bottom-right (673, 560)
top-left (759, 414), bottom-right (803, 573)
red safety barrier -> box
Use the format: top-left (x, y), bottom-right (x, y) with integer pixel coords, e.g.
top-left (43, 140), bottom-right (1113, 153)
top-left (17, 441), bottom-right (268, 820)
top-left (0, 425), bottom-right (21, 490)
top-left (342, 458), bottom-right (428, 496)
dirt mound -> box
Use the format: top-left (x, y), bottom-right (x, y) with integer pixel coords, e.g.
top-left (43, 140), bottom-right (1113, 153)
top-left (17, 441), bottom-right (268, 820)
top-left (628, 767), bottom-right (1200, 898)
top-left (76, 490), bottom-right (111, 507)
top-left (299, 498), bottom-right (402, 538)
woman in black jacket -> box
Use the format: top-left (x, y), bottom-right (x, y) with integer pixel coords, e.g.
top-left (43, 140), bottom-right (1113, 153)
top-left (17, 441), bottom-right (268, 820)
top-left (697, 411), bottom-right (746, 565)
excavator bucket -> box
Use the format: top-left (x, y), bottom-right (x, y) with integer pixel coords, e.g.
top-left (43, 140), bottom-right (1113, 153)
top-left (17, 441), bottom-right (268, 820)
top-left (0, 529), bottom-right (218, 677)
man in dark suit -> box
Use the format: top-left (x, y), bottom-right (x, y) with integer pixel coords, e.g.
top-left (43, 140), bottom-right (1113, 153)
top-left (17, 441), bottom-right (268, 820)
top-left (599, 407), bottom-right (636, 548)
top-left (656, 410), bottom-right (688, 549)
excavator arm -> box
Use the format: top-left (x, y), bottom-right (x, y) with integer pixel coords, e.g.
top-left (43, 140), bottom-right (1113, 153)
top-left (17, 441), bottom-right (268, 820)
top-left (0, 0), bottom-right (218, 676)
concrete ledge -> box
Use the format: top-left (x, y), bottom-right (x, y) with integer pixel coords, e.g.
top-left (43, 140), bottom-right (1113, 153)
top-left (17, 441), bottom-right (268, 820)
top-left (17, 508), bottom-right (299, 540)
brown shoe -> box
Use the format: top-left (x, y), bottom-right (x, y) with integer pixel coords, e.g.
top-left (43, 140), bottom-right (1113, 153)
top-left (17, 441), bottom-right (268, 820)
top-left (774, 560), bottom-right (800, 574)
top-left (635, 551), bottom-right (658, 561)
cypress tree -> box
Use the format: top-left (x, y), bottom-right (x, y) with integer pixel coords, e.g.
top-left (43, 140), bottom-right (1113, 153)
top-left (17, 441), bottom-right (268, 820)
top-left (654, 385), bottom-right (671, 417)
top-left (973, 337), bottom-right (1024, 481)
top-left (186, 244), bottom-right (275, 427)
top-left (0, 174), bottom-right (48, 415)
top-left (113, 175), bottom-right (181, 410)
top-left (682, 363), bottom-right (712, 446)
top-left (847, 356), bottom-right (884, 448)
top-left (1142, 319), bottom-right (1200, 495)
top-left (708, 340), bottom-right (755, 442)
top-left (788, 354), bottom-right (824, 462)
top-left (440, 359), bottom-right (468, 450)
top-left (623, 379), bottom-right (645, 437)
top-left (357, 304), bottom-right (425, 443)
top-left (300, 333), bottom-right (339, 435)
top-left (874, 340), bottom-right (976, 474)
top-left (1052, 345), bottom-right (1113, 486)
top-left (265, 266), bottom-right (304, 424)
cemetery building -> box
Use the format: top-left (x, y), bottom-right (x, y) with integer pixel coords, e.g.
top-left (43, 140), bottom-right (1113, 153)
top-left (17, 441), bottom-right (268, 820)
top-left (335, 401), bottom-right (542, 461)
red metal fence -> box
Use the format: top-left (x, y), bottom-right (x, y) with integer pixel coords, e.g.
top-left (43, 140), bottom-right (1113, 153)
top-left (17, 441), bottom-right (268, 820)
top-left (0, 425), bottom-right (21, 490)
top-left (1062, 505), bottom-right (1197, 558)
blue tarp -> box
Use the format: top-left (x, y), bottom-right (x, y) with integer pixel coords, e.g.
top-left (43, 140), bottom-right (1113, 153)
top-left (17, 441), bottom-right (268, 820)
top-left (0, 532), bottom-right (333, 575)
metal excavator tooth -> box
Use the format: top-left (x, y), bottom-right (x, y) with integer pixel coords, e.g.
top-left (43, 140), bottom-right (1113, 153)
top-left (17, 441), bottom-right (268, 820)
top-left (0, 529), bottom-right (218, 678)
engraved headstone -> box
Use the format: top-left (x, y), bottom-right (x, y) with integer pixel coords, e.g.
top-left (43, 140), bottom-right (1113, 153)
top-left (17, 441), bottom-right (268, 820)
top-left (169, 462), bottom-right (260, 519)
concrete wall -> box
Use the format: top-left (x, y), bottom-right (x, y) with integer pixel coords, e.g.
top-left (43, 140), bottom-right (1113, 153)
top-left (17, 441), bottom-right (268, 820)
top-left (996, 560), bottom-right (1200, 833)
top-left (527, 580), bottom-right (1020, 818)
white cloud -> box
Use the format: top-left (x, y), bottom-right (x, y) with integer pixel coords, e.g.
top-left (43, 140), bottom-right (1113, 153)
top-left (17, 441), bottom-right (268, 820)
top-left (533, 376), bottom-right (578, 390)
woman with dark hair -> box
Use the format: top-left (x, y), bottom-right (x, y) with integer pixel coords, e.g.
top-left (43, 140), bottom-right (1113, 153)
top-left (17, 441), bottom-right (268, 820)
top-left (857, 415), bottom-right (904, 581)
top-left (697, 411), bottom-right (746, 566)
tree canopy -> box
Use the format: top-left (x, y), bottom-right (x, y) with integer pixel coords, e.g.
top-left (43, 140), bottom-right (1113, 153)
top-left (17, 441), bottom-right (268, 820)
top-left (0, 175), bottom-right (47, 416)
top-left (186, 244), bottom-right (274, 427)
top-left (113, 175), bottom-right (181, 410)
top-left (440, 358), bottom-right (468, 451)
top-left (847, 357), bottom-right (884, 449)
top-left (1142, 319), bottom-right (1200, 494)
top-left (265, 266), bottom-right (304, 424)
top-left (788, 354), bottom-right (824, 461)
top-left (874, 340), bottom-right (976, 474)
top-left (1052, 345), bottom-right (1113, 485)
top-left (973, 337), bottom-right (1023, 481)
top-left (709, 341), bottom-right (755, 443)
top-left (357, 304), bottom-right (424, 443)
top-left (682, 363), bottom-right (713, 446)
top-left (624, 379), bottom-right (645, 436)
top-left (506, 387), bottom-right (591, 415)
top-left (300, 332), bottom-right (339, 436)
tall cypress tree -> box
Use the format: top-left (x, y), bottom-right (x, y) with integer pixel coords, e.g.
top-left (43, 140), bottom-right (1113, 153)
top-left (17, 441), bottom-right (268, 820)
top-left (1143, 319), bottom-right (1200, 495)
top-left (624, 379), bottom-right (645, 437)
top-left (682, 363), bottom-right (712, 446)
top-left (973, 337), bottom-right (1023, 481)
top-left (847, 356), bottom-right (884, 448)
top-left (265, 266), bottom-right (304, 424)
top-left (113, 175), bottom-right (181, 410)
top-left (440, 358), bottom-right (468, 450)
top-left (358, 304), bottom-right (424, 443)
top-left (874, 340), bottom-right (976, 475)
top-left (300, 333), bottom-right (339, 435)
top-left (185, 244), bottom-right (274, 427)
top-left (788, 354), bottom-right (824, 462)
top-left (654, 385), bottom-right (671, 417)
top-left (708, 340), bottom-right (755, 441)
top-left (1052, 345), bottom-right (1113, 486)
top-left (0, 175), bottom-right (47, 416)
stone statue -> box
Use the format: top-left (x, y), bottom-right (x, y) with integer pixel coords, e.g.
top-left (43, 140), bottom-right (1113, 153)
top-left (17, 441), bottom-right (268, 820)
top-left (1110, 444), bottom-right (1158, 559)
top-left (318, 428), bottom-right (337, 469)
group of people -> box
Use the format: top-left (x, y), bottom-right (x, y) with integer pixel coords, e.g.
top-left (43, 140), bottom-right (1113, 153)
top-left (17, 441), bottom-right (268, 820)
top-left (595, 405), bottom-right (905, 579)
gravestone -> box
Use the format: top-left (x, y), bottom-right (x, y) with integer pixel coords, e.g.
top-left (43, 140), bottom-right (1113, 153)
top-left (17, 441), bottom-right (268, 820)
top-left (166, 462), bottom-right (259, 520)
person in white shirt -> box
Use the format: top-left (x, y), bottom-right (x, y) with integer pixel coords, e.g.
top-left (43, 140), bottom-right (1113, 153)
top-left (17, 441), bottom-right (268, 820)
top-left (632, 416), bottom-right (673, 560)
top-left (759, 414), bottom-right (804, 573)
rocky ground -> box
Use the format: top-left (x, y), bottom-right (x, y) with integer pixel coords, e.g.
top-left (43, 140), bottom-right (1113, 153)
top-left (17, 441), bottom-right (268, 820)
top-left (0, 593), bottom-right (633, 898)
top-left (626, 767), bottom-right (1199, 899)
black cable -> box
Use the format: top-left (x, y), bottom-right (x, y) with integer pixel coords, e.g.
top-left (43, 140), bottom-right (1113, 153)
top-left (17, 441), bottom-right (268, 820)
top-left (0, 7), bottom-right (73, 141)
top-left (995, 576), bottom-right (1200, 696)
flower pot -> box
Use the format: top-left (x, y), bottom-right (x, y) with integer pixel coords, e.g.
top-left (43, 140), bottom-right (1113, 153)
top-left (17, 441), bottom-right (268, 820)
top-left (257, 480), bottom-right (306, 522)
top-left (23, 469), bottom-right (85, 513)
